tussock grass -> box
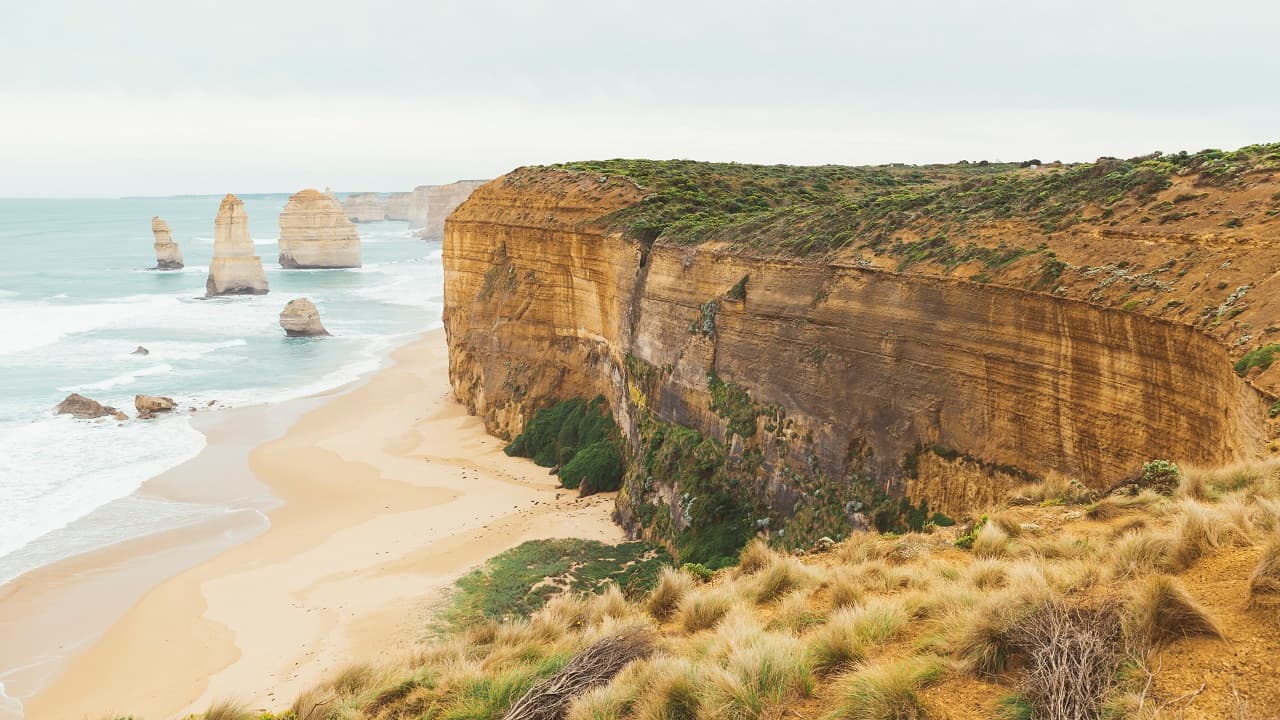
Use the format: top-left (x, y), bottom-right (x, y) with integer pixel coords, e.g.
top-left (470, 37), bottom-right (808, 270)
top-left (1011, 473), bottom-right (1094, 505)
top-left (837, 532), bottom-right (891, 564)
top-left (825, 655), bottom-right (945, 720)
top-left (702, 639), bottom-right (813, 720)
top-left (633, 656), bottom-right (703, 720)
top-left (1248, 536), bottom-right (1280, 607)
top-left (647, 567), bottom-right (696, 620)
top-left (201, 701), bottom-right (253, 720)
top-left (1108, 530), bottom-right (1177, 578)
top-left (737, 539), bottom-right (776, 576)
top-left (1125, 574), bottom-right (1223, 646)
top-left (753, 556), bottom-right (818, 603)
top-left (769, 590), bottom-right (826, 632)
top-left (973, 522), bottom-right (1013, 558)
top-left (824, 569), bottom-right (865, 610)
top-left (678, 588), bottom-right (736, 632)
top-left (965, 559), bottom-right (1009, 590)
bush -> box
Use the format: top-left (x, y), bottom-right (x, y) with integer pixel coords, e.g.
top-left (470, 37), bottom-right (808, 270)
top-left (560, 441), bottom-right (624, 495)
top-left (1139, 460), bottom-right (1181, 494)
top-left (1009, 600), bottom-right (1123, 720)
top-left (1234, 344), bottom-right (1280, 376)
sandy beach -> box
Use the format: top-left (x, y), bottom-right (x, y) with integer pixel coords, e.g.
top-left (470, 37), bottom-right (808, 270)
top-left (13, 329), bottom-right (622, 719)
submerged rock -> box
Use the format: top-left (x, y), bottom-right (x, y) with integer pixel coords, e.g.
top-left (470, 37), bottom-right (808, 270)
top-left (151, 216), bottom-right (184, 270)
top-left (131, 346), bottom-right (150, 356)
top-left (135, 394), bottom-right (177, 418)
top-left (55, 393), bottom-right (111, 419)
top-left (278, 189), bottom-right (362, 268)
top-left (279, 298), bottom-right (330, 337)
top-left (206, 194), bottom-right (269, 296)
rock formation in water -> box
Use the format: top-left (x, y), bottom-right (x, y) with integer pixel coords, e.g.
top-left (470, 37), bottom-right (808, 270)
top-left (151, 217), bottom-right (183, 270)
top-left (279, 298), bottom-right (330, 336)
top-left (135, 394), bottom-right (176, 418)
top-left (341, 193), bottom-right (386, 223)
top-left (55, 393), bottom-right (113, 419)
top-left (131, 346), bottom-right (150, 356)
top-left (206, 194), bottom-right (269, 296)
top-left (419, 180), bottom-right (487, 240)
top-left (444, 151), bottom-right (1280, 556)
top-left (277, 189), bottom-right (362, 268)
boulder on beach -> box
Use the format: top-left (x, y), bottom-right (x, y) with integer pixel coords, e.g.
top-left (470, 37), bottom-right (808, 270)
top-left (151, 216), bottom-right (184, 270)
top-left (55, 393), bottom-right (112, 419)
top-left (206, 194), bottom-right (270, 297)
top-left (277, 189), bottom-right (362, 268)
top-left (135, 394), bottom-right (177, 418)
top-left (279, 298), bottom-right (330, 337)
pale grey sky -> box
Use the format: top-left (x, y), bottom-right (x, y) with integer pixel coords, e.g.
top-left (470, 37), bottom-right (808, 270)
top-left (2, 0), bottom-right (1277, 196)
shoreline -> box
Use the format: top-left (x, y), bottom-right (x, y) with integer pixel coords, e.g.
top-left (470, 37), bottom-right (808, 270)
top-left (9, 328), bottom-right (622, 719)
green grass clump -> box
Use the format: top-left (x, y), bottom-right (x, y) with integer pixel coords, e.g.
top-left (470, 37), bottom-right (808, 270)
top-left (505, 396), bottom-right (625, 496)
top-left (437, 539), bottom-right (670, 630)
top-left (825, 655), bottom-right (945, 720)
top-left (1234, 344), bottom-right (1280, 376)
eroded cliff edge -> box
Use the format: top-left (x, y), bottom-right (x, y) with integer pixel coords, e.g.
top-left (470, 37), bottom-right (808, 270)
top-left (444, 157), bottom-right (1278, 559)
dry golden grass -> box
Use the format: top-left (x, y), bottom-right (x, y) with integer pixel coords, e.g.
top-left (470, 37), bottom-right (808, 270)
top-left (188, 457), bottom-right (1280, 720)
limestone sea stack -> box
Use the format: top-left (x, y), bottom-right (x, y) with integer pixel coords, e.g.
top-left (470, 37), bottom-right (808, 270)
top-left (341, 193), bottom-right (386, 222)
top-left (279, 298), bottom-right (330, 336)
top-left (151, 217), bottom-right (183, 269)
top-left (278, 189), bottom-right (362, 268)
top-left (419, 180), bottom-right (487, 240)
top-left (206, 194), bottom-right (269, 296)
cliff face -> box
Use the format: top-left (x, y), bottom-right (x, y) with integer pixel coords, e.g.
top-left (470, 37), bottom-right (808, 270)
top-left (207, 194), bottom-right (269, 296)
top-left (278, 189), bottom-right (362, 268)
top-left (444, 165), bottom-right (1276, 551)
top-left (342, 193), bottom-right (386, 223)
top-left (420, 180), bottom-right (487, 240)
top-left (385, 192), bottom-right (412, 222)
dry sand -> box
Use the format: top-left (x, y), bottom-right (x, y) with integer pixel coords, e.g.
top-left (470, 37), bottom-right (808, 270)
top-left (21, 329), bottom-right (622, 719)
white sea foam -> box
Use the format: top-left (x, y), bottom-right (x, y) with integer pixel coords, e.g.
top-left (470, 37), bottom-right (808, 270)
top-left (0, 414), bottom-right (207, 568)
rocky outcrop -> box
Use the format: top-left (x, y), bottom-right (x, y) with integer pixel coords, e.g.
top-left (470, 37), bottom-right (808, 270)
top-left (151, 217), bottom-right (183, 270)
top-left (131, 346), bottom-right (149, 356)
top-left (444, 167), bottom-right (1275, 551)
top-left (342, 193), bottom-right (386, 223)
top-left (278, 189), bottom-right (362, 268)
top-left (56, 393), bottom-right (112, 419)
top-left (279, 298), bottom-right (330, 336)
top-left (206, 194), bottom-right (269, 296)
top-left (135, 394), bottom-right (176, 418)
top-left (419, 180), bottom-right (487, 240)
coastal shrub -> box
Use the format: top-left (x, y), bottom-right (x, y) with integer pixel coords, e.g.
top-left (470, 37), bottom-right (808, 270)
top-left (437, 539), bottom-right (671, 630)
top-left (1234, 344), bottom-right (1280, 376)
top-left (505, 396), bottom-right (626, 496)
top-left (1139, 459), bottom-right (1181, 494)
top-left (560, 441), bottom-right (624, 495)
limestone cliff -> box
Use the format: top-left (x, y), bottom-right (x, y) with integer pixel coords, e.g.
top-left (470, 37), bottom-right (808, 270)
top-left (278, 189), bottom-right (362, 268)
top-left (407, 185), bottom-right (431, 228)
top-left (342, 193), bottom-right (386, 223)
top-left (150, 216), bottom-right (183, 270)
top-left (385, 192), bottom-right (412, 222)
top-left (419, 180), bottom-right (487, 240)
top-left (206, 194), bottom-right (269, 296)
top-left (444, 153), bottom-right (1280, 556)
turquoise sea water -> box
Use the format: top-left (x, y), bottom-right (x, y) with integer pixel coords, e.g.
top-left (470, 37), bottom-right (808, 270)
top-left (0, 195), bottom-right (443, 586)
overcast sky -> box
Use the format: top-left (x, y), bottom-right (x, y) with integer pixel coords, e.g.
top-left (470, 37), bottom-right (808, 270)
top-left (3, 0), bottom-right (1277, 196)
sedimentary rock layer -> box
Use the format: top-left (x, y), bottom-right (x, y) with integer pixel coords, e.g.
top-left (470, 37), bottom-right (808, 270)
top-left (444, 168), bottom-right (1273, 535)
top-left (278, 189), bottom-right (361, 268)
top-left (206, 194), bottom-right (269, 296)
top-left (342, 193), bottom-right (386, 223)
top-left (151, 216), bottom-right (183, 270)
top-left (420, 180), bottom-right (487, 240)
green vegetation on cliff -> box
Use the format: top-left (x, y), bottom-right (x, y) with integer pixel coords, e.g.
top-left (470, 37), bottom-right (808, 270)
top-left (505, 397), bottom-right (625, 494)
top-left (555, 143), bottom-right (1280, 254)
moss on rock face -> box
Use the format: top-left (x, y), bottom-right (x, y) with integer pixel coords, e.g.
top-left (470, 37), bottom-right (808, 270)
top-left (505, 397), bottom-right (625, 495)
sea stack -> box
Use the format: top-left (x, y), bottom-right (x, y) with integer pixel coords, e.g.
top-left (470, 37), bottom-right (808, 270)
top-left (151, 217), bottom-right (183, 269)
top-left (206, 194), bottom-right (269, 296)
top-left (277, 189), bottom-right (362, 268)
top-left (279, 298), bottom-right (330, 336)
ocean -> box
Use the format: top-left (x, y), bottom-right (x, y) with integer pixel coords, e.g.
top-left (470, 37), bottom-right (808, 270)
top-left (0, 194), bottom-right (443, 587)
